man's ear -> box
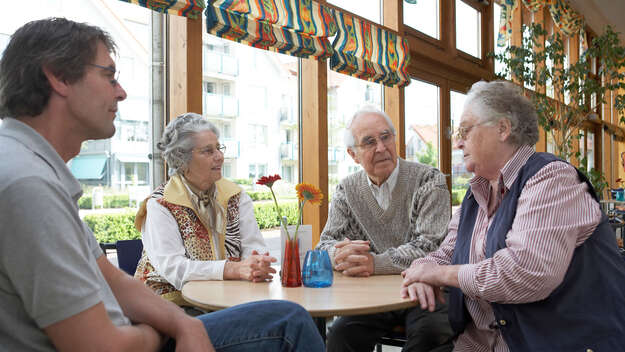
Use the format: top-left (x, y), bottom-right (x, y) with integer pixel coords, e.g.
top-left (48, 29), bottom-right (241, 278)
top-left (42, 66), bottom-right (70, 97)
top-left (347, 147), bottom-right (360, 164)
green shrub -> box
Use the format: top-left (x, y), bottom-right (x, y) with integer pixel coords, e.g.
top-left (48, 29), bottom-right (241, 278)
top-left (84, 211), bottom-right (140, 244)
top-left (86, 201), bottom-right (300, 243)
top-left (78, 194), bottom-right (130, 209)
top-left (451, 188), bottom-right (468, 206)
top-left (78, 195), bottom-right (92, 209)
top-left (233, 178), bottom-right (253, 185)
top-left (247, 191), bottom-right (273, 201)
top-left (253, 201), bottom-right (298, 229)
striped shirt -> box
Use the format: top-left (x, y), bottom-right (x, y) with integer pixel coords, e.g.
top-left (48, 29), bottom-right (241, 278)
top-left (416, 145), bottom-right (601, 351)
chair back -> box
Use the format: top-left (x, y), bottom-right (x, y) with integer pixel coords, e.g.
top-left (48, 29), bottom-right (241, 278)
top-left (116, 239), bottom-right (143, 275)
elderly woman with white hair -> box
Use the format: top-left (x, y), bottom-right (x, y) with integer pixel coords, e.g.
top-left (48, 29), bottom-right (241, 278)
top-left (402, 80), bottom-right (625, 351)
top-left (134, 113), bottom-right (275, 307)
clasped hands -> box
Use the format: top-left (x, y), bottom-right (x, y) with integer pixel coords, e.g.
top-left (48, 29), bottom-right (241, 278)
top-left (237, 250), bottom-right (276, 282)
top-left (333, 238), bottom-right (375, 277)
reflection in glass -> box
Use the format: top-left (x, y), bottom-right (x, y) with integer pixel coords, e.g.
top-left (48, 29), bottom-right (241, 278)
top-left (450, 91), bottom-right (470, 207)
top-left (404, 0), bottom-right (439, 39)
top-left (404, 79), bottom-right (439, 168)
top-left (456, 0), bottom-right (481, 58)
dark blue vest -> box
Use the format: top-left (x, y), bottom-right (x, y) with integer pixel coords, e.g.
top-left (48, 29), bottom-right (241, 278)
top-left (449, 152), bottom-right (625, 351)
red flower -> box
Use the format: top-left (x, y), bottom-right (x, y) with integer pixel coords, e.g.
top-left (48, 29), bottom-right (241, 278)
top-left (256, 174), bottom-right (281, 187)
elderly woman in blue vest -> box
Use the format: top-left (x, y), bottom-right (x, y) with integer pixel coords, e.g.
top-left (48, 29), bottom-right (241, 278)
top-left (401, 80), bottom-right (625, 351)
top-left (134, 113), bottom-right (276, 306)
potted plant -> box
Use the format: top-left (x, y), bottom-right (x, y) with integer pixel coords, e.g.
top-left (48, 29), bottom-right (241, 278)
top-left (492, 23), bottom-right (625, 161)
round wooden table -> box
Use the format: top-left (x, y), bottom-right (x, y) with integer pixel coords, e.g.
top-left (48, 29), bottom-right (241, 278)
top-left (182, 272), bottom-right (416, 317)
top-left (182, 272), bottom-right (417, 340)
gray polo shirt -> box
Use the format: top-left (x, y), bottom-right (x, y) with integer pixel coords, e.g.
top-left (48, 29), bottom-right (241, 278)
top-left (0, 118), bottom-right (130, 351)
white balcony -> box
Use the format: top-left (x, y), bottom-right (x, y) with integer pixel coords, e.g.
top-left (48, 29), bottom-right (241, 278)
top-left (204, 93), bottom-right (239, 117)
top-left (204, 51), bottom-right (239, 76)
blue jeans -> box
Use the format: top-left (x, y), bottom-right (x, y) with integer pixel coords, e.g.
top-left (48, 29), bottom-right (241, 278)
top-left (162, 300), bottom-right (324, 352)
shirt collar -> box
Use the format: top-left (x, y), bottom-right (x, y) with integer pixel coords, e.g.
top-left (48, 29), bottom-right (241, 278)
top-left (0, 118), bottom-right (83, 200)
top-left (366, 158), bottom-right (400, 192)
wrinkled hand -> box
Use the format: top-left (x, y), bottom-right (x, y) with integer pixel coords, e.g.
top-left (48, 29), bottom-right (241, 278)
top-left (238, 250), bottom-right (277, 282)
top-left (174, 316), bottom-right (215, 352)
top-left (334, 239), bottom-right (374, 277)
top-left (401, 262), bottom-right (442, 287)
top-left (400, 282), bottom-right (445, 312)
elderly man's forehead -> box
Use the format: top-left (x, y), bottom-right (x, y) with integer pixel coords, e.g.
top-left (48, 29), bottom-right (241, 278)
top-left (353, 112), bottom-right (390, 131)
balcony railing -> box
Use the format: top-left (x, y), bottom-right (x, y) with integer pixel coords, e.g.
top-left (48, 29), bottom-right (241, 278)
top-left (204, 93), bottom-right (239, 117)
top-left (204, 51), bottom-right (238, 76)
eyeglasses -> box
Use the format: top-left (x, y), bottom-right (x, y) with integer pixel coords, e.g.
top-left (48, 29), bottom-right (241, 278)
top-left (454, 121), bottom-right (491, 141)
top-left (193, 144), bottom-right (226, 157)
top-left (354, 131), bottom-right (395, 151)
top-left (88, 63), bottom-right (120, 87)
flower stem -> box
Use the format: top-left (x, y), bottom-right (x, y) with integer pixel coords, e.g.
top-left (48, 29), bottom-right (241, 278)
top-left (293, 199), bottom-right (306, 241)
top-left (269, 186), bottom-right (290, 239)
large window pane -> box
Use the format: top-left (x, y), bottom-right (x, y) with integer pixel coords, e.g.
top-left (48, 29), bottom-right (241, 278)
top-left (456, 0), bottom-right (481, 58)
top-left (1, 1), bottom-right (156, 212)
top-left (405, 79), bottom-right (439, 168)
top-left (328, 69), bottom-right (382, 193)
top-left (404, 0), bottom-right (439, 39)
top-left (450, 91), bottom-right (469, 206)
top-left (493, 3), bottom-right (510, 78)
top-left (201, 31), bottom-right (299, 246)
top-left (327, 0), bottom-right (381, 23)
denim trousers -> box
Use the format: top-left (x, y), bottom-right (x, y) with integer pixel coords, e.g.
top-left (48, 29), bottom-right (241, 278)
top-left (162, 300), bottom-right (325, 352)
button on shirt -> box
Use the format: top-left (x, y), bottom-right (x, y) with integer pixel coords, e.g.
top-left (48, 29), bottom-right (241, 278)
top-left (366, 160), bottom-right (399, 210)
top-left (413, 145), bottom-right (601, 351)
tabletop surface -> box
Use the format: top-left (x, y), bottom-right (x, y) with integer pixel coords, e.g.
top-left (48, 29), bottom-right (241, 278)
top-left (182, 272), bottom-right (417, 317)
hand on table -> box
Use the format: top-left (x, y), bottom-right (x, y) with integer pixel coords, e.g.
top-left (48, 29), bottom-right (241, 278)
top-left (231, 250), bottom-right (277, 282)
top-left (333, 238), bottom-right (374, 277)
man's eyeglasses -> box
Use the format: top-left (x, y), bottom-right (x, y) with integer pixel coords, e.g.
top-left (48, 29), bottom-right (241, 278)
top-left (193, 144), bottom-right (226, 157)
top-left (354, 131), bottom-right (395, 151)
top-left (88, 63), bottom-right (120, 87)
top-left (454, 121), bottom-right (490, 141)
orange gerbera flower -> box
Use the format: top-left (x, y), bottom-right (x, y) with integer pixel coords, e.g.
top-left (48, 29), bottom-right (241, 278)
top-left (296, 183), bottom-right (323, 205)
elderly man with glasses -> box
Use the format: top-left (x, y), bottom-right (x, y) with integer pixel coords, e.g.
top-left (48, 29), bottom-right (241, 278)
top-left (316, 106), bottom-right (454, 352)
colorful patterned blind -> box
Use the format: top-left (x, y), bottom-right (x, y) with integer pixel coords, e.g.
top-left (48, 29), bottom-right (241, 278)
top-left (496, 0), bottom-right (586, 50)
top-left (119, 0), bottom-right (205, 19)
top-left (205, 0), bottom-right (337, 60)
top-left (330, 11), bottom-right (410, 88)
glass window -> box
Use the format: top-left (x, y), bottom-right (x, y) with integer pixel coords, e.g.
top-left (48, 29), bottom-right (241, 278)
top-left (327, 0), bottom-right (381, 24)
top-left (450, 91), bottom-right (469, 206)
top-left (404, 79), bottom-right (439, 168)
top-left (404, 0), bottom-right (439, 39)
top-left (493, 3), bottom-right (510, 78)
top-left (1, 0), bottom-right (156, 209)
top-left (456, 0), bottom-right (481, 58)
top-left (587, 130), bottom-right (595, 169)
top-left (328, 68), bottom-right (382, 193)
top-left (201, 27), bottom-right (300, 240)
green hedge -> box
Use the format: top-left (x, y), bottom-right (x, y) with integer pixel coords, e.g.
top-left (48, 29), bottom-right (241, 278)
top-left (247, 191), bottom-right (273, 201)
top-left (78, 194), bottom-right (131, 209)
top-left (451, 188), bottom-right (468, 206)
top-left (84, 211), bottom-right (140, 244)
top-left (87, 201), bottom-right (300, 243)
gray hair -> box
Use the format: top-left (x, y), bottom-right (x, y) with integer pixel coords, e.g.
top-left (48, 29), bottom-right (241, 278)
top-left (464, 80), bottom-right (539, 147)
top-left (344, 105), bottom-right (396, 148)
top-left (0, 18), bottom-right (116, 118)
top-left (158, 112), bottom-right (220, 176)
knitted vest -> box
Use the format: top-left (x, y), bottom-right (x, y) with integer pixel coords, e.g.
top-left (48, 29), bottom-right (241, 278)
top-left (342, 159), bottom-right (445, 271)
top-left (449, 152), bottom-right (625, 351)
top-left (134, 176), bottom-right (241, 305)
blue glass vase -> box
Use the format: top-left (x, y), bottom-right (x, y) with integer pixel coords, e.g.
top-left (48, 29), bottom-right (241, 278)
top-left (302, 249), bottom-right (333, 288)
